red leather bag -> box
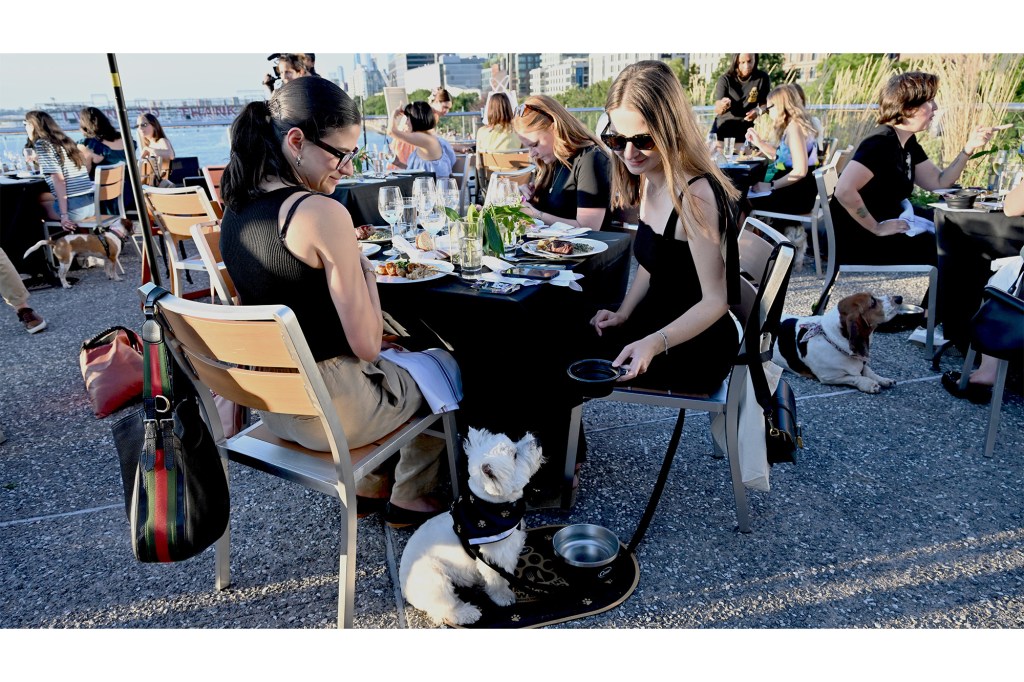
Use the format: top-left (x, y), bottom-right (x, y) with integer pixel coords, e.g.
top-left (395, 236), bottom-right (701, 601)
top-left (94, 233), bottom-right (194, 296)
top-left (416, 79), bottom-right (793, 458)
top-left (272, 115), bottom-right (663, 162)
top-left (79, 326), bottom-right (144, 418)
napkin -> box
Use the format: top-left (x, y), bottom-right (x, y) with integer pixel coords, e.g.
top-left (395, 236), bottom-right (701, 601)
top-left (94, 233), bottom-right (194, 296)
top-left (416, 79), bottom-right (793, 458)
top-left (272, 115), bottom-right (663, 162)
top-left (379, 348), bottom-right (462, 414)
top-left (391, 235), bottom-right (444, 261)
top-left (526, 221), bottom-right (590, 238)
top-left (885, 199), bottom-right (934, 237)
top-left (479, 255), bottom-right (584, 291)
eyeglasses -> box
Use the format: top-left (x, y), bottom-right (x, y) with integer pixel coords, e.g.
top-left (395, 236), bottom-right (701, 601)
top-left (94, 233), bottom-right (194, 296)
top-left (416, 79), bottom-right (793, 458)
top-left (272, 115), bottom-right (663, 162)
top-left (311, 139), bottom-right (358, 170)
top-left (600, 125), bottom-right (656, 152)
top-left (513, 103), bottom-right (552, 121)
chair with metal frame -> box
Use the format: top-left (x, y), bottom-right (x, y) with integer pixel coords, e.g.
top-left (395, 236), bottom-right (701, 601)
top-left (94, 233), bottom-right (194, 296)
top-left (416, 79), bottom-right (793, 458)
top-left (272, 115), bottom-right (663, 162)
top-left (140, 282), bottom-right (461, 628)
top-left (563, 217), bottom-right (795, 534)
top-left (476, 150), bottom-right (530, 202)
top-left (749, 145), bottom-right (852, 277)
top-left (484, 164), bottom-right (535, 203)
top-left (811, 164), bottom-right (937, 355)
top-left (201, 165), bottom-right (226, 217)
top-left (142, 185), bottom-right (220, 298)
top-left (189, 222), bottom-right (236, 305)
top-left (42, 163), bottom-right (130, 268)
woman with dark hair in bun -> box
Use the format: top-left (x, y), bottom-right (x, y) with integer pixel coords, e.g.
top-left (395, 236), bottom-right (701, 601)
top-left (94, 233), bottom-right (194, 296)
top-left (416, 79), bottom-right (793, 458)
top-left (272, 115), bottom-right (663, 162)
top-left (386, 100), bottom-right (456, 178)
top-left (220, 77), bottom-right (448, 527)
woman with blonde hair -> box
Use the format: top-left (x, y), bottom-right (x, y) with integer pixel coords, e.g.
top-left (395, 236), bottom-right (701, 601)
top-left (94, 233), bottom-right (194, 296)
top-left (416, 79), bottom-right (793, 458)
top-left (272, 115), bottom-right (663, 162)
top-left (589, 60), bottom-right (741, 390)
top-left (745, 84), bottom-right (820, 214)
top-left (475, 92), bottom-right (520, 152)
top-left (24, 110), bottom-right (95, 230)
top-left (512, 95), bottom-right (611, 231)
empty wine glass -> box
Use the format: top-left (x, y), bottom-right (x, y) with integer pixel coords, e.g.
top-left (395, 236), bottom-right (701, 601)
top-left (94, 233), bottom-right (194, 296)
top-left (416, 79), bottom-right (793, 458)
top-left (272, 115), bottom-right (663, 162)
top-left (419, 199), bottom-right (447, 252)
top-left (378, 186), bottom-right (403, 256)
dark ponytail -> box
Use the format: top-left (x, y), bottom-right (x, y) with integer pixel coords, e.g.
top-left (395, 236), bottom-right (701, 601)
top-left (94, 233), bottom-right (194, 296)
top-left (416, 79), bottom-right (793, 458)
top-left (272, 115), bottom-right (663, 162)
top-left (221, 77), bottom-right (361, 210)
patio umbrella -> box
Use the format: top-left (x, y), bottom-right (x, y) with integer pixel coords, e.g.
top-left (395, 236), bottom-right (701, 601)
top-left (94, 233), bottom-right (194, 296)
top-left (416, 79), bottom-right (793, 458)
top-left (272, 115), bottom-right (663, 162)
top-left (106, 53), bottom-right (163, 287)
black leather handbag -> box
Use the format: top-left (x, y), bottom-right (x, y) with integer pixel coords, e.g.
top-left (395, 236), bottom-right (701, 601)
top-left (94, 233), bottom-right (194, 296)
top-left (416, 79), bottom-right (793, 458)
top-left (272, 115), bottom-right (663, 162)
top-left (969, 266), bottom-right (1024, 361)
top-left (766, 378), bottom-right (802, 465)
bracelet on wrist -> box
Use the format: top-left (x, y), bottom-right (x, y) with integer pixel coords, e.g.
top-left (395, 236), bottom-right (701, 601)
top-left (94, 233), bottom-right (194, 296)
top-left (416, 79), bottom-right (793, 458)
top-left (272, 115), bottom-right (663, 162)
top-left (656, 330), bottom-right (670, 355)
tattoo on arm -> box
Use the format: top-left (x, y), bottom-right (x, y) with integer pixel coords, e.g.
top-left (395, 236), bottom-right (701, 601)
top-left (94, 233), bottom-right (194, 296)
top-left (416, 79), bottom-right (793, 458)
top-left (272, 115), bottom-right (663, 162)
top-left (855, 206), bottom-right (869, 219)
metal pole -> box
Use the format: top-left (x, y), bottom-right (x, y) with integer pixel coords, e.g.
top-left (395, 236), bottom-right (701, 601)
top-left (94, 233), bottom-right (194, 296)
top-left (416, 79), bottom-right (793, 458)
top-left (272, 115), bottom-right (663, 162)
top-left (106, 53), bottom-right (162, 287)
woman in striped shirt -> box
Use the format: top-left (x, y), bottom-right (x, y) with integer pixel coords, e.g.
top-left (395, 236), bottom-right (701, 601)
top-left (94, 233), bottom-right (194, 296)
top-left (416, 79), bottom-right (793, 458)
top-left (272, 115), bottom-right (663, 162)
top-left (25, 111), bottom-right (95, 231)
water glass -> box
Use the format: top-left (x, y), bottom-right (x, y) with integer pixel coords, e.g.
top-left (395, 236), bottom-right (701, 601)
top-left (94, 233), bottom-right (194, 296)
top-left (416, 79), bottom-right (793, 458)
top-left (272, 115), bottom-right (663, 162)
top-left (378, 186), bottom-right (403, 256)
top-left (453, 219), bottom-right (483, 279)
top-left (400, 197), bottom-right (418, 240)
top-left (723, 137), bottom-right (736, 158)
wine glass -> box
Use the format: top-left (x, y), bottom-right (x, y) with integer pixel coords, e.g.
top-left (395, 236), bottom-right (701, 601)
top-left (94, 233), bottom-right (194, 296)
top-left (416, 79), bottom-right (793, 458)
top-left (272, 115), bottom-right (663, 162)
top-left (419, 197), bottom-right (447, 252)
top-left (412, 177), bottom-right (436, 206)
top-left (378, 186), bottom-right (403, 256)
top-left (438, 178), bottom-right (460, 229)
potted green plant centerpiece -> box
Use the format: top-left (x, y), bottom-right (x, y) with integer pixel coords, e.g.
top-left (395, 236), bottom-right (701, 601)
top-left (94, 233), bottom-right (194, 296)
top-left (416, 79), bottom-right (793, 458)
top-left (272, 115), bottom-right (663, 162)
top-left (444, 203), bottom-right (532, 257)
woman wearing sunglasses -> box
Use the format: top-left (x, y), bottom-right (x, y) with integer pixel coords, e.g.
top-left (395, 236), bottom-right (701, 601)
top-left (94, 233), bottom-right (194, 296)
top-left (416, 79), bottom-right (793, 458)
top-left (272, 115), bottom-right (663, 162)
top-left (387, 101), bottom-right (456, 179)
top-left (135, 113), bottom-right (175, 186)
top-left (590, 60), bottom-right (741, 390)
top-left (220, 77), bottom-right (449, 528)
top-left (512, 95), bottom-right (612, 231)
top-left (744, 84), bottom-right (820, 215)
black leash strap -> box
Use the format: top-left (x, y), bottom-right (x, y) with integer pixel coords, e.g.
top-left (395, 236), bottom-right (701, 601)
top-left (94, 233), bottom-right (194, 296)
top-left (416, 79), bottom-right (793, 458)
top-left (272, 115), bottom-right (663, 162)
top-left (626, 408), bottom-right (686, 554)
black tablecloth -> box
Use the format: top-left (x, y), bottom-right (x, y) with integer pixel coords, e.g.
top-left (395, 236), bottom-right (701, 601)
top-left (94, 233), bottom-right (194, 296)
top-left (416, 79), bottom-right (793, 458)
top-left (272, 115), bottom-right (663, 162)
top-left (935, 207), bottom-right (1024, 346)
top-left (720, 159), bottom-right (768, 198)
top-left (376, 231), bottom-right (632, 495)
top-left (0, 178), bottom-right (48, 275)
top-left (328, 173), bottom-right (434, 226)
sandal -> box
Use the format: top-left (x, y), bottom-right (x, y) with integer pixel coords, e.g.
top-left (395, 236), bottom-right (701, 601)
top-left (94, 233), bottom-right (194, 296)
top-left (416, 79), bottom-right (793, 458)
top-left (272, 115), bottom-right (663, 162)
top-left (941, 371), bottom-right (992, 405)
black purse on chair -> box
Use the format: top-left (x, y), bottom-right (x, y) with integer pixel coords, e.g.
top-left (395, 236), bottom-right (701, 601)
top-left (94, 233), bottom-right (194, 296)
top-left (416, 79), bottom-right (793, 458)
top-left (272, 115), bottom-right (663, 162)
top-left (969, 265), bottom-right (1024, 361)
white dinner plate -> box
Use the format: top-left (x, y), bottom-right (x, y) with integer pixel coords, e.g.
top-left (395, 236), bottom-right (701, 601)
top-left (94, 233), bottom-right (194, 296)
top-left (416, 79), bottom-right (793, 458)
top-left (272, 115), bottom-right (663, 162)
top-left (394, 168), bottom-right (425, 175)
top-left (375, 259), bottom-right (454, 284)
top-left (335, 178), bottom-right (361, 186)
top-left (360, 243), bottom-right (381, 256)
top-left (358, 177), bottom-right (385, 184)
top-left (521, 237), bottom-right (608, 260)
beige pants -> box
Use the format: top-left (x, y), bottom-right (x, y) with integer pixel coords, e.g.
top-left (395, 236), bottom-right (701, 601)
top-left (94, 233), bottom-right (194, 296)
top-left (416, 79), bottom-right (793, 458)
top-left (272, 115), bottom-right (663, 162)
top-left (259, 354), bottom-right (442, 502)
top-left (0, 248), bottom-right (29, 310)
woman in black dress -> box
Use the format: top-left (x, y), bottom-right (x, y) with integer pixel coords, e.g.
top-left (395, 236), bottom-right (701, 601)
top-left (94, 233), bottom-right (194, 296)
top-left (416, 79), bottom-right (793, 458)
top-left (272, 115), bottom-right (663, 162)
top-left (593, 60), bottom-right (742, 393)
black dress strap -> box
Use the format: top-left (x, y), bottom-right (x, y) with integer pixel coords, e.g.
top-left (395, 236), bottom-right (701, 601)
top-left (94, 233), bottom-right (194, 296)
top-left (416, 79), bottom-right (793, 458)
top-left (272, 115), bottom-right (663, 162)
top-left (279, 190), bottom-right (324, 240)
top-left (665, 174), bottom-right (741, 305)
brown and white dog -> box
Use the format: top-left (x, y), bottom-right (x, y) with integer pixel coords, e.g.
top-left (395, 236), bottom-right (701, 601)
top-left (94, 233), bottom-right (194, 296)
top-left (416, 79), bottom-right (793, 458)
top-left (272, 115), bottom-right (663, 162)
top-left (23, 221), bottom-right (129, 289)
top-left (772, 293), bottom-right (902, 393)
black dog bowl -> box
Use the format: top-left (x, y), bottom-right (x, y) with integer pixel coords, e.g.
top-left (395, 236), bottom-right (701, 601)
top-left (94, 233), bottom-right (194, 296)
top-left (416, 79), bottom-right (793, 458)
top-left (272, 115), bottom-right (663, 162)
top-left (877, 303), bottom-right (925, 333)
top-left (944, 190), bottom-right (980, 209)
top-left (567, 359), bottom-right (626, 398)
top-left (552, 524), bottom-right (620, 585)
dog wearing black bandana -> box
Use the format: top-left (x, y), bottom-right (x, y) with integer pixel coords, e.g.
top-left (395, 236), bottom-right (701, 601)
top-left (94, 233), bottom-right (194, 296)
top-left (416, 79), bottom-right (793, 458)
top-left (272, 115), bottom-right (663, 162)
top-left (399, 427), bottom-right (544, 626)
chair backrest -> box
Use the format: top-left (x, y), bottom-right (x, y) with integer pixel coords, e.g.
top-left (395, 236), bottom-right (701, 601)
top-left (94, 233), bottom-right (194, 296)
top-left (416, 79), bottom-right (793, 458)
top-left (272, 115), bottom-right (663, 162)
top-left (479, 150), bottom-right (530, 172)
top-left (735, 217), bottom-right (796, 339)
top-left (832, 145), bottom-right (855, 174)
top-left (167, 156), bottom-right (201, 186)
top-left (141, 283), bottom-right (354, 479)
top-left (202, 165), bottom-right (226, 207)
top-left (451, 154), bottom-right (475, 214)
top-left (189, 222), bottom-right (237, 305)
top-left (143, 185), bottom-right (220, 240)
top-left (485, 164), bottom-right (535, 201)
top-left (92, 163), bottom-right (126, 218)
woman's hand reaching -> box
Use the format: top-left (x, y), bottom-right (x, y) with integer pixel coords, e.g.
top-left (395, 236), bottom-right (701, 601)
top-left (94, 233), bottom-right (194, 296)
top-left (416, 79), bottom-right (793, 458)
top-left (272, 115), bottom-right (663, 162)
top-left (612, 335), bottom-right (661, 382)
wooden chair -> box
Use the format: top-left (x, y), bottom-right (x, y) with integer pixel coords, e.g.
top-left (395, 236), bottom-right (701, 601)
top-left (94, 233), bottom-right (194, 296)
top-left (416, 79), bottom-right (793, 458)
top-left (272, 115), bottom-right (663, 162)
top-left (564, 217), bottom-right (795, 533)
top-left (476, 150), bottom-right (529, 201)
top-left (142, 185), bottom-right (220, 298)
top-left (43, 163), bottom-right (130, 267)
top-left (484, 164), bottom-right (536, 205)
top-left (750, 145), bottom-right (852, 277)
top-left (450, 154), bottom-right (476, 213)
top-left (811, 164), bottom-right (937, 355)
top-left (201, 165), bottom-right (226, 218)
top-left (189, 222), bottom-right (236, 305)
top-left (140, 282), bottom-right (461, 628)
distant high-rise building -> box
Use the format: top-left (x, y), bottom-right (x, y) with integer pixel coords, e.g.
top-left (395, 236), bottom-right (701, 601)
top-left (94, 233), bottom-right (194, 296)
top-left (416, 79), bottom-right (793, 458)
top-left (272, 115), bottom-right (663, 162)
top-left (512, 54), bottom-right (540, 97)
top-left (438, 54), bottom-right (485, 92)
top-left (530, 57), bottom-right (589, 96)
top-left (390, 53), bottom-right (437, 88)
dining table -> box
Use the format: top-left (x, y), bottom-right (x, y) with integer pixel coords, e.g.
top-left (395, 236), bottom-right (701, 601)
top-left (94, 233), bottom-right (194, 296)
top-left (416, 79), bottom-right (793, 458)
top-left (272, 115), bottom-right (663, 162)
top-left (932, 201), bottom-right (1024, 347)
top-left (0, 174), bottom-right (51, 279)
top-left (328, 172), bottom-right (435, 226)
top-left (718, 158), bottom-right (768, 198)
top-left (374, 230), bottom-right (632, 507)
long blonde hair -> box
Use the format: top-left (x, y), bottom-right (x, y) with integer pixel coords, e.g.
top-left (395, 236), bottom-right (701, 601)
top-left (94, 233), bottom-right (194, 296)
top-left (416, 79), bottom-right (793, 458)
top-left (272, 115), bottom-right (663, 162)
top-left (512, 94), bottom-right (607, 196)
top-left (767, 84), bottom-right (817, 144)
top-left (604, 60), bottom-right (739, 240)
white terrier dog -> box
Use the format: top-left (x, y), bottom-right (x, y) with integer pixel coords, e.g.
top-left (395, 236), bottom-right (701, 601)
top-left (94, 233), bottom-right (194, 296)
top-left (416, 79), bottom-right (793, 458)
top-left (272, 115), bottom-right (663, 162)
top-left (399, 428), bottom-right (544, 626)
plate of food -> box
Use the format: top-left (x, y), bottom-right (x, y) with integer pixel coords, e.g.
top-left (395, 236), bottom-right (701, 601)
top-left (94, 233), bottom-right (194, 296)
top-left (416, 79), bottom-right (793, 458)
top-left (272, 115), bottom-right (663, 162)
top-left (360, 243), bottom-right (381, 257)
top-left (521, 237), bottom-right (608, 259)
top-left (374, 259), bottom-right (454, 283)
top-left (355, 225), bottom-right (393, 243)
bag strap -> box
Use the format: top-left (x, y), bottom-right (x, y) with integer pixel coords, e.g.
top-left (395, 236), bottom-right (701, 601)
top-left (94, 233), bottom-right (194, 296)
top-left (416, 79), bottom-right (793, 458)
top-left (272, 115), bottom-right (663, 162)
top-left (81, 325), bottom-right (143, 353)
top-left (142, 286), bottom-right (173, 421)
top-left (1007, 261), bottom-right (1024, 298)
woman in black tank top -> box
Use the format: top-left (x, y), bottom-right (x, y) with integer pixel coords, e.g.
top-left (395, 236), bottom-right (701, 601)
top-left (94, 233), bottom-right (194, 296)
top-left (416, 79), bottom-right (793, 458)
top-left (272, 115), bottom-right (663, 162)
top-left (219, 77), bottom-right (448, 526)
top-left (592, 60), bottom-right (743, 393)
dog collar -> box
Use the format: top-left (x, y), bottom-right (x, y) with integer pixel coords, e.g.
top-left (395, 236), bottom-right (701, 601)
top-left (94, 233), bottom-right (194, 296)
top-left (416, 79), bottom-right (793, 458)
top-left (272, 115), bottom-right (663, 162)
top-left (451, 493), bottom-right (525, 546)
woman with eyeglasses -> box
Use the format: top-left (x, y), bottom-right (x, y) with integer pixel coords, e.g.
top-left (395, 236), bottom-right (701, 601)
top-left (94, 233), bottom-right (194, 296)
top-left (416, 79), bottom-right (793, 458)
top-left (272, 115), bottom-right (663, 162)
top-left (387, 101), bottom-right (457, 179)
top-left (136, 112), bottom-right (175, 185)
top-left (744, 84), bottom-right (820, 215)
top-left (590, 60), bottom-right (741, 390)
top-left (512, 95), bottom-right (611, 231)
top-left (219, 77), bottom-right (448, 527)
top-left (24, 110), bottom-right (95, 231)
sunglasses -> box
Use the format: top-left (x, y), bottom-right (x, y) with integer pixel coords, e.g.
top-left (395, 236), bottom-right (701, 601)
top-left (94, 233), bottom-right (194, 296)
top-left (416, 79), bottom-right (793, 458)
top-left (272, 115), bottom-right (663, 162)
top-left (137, 122), bottom-right (150, 128)
top-left (310, 139), bottom-right (358, 170)
top-left (600, 125), bottom-right (656, 152)
top-left (513, 103), bottom-right (552, 120)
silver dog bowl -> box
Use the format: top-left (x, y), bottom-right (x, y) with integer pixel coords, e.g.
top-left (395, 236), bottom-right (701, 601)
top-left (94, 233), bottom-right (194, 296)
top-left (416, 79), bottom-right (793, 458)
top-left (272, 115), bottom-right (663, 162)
top-left (877, 303), bottom-right (925, 333)
top-left (553, 524), bottom-right (620, 583)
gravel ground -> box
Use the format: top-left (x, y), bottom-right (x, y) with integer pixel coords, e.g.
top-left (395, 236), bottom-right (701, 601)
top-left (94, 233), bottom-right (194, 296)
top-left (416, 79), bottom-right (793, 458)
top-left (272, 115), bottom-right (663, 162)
top-left (1, 238), bottom-right (1021, 642)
